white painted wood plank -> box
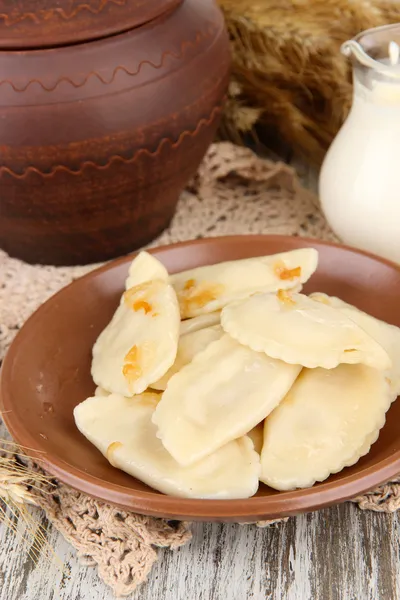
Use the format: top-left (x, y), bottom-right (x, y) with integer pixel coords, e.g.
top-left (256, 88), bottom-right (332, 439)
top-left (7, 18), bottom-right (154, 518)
top-left (2, 470), bottom-right (400, 600)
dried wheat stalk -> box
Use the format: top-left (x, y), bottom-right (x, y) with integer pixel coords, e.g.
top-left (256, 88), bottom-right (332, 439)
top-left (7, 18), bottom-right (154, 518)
top-left (218, 0), bottom-right (400, 163)
top-left (0, 439), bottom-right (57, 564)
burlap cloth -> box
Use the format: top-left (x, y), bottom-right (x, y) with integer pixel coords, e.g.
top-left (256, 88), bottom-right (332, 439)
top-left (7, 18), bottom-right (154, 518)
top-left (1, 142), bottom-right (400, 597)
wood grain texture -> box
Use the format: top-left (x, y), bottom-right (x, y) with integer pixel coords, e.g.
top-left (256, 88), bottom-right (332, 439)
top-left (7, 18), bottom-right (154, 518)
top-left (1, 160), bottom-right (399, 600)
top-left (1, 483), bottom-right (400, 600)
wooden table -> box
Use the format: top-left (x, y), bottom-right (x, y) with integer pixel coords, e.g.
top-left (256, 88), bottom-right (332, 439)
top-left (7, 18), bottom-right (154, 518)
top-left (1, 474), bottom-right (399, 600)
top-left (1, 158), bottom-right (399, 600)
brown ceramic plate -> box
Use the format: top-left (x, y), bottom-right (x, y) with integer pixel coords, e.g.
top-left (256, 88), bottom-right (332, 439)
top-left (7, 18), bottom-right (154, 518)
top-left (1, 235), bottom-right (400, 522)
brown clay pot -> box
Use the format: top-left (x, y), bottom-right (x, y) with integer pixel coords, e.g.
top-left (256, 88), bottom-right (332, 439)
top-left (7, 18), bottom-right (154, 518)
top-left (0, 0), bottom-right (230, 265)
top-left (0, 0), bottom-right (182, 48)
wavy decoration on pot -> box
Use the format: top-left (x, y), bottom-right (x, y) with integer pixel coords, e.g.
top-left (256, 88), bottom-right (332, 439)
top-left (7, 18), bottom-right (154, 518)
top-left (0, 103), bottom-right (223, 180)
top-left (0, 23), bottom-right (218, 93)
top-left (0, 0), bottom-right (131, 25)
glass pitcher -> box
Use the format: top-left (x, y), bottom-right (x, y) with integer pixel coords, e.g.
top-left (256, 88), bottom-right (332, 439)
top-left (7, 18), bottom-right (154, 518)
top-left (319, 24), bottom-right (400, 263)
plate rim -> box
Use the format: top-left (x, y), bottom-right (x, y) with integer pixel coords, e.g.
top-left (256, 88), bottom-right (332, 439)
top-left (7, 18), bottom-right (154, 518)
top-left (2, 234), bottom-right (400, 521)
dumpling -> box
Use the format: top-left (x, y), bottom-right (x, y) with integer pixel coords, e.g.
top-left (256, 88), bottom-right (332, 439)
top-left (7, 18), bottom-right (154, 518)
top-left (347, 428), bottom-right (380, 466)
top-left (92, 279), bottom-right (180, 396)
top-left (151, 325), bottom-right (223, 391)
top-left (247, 422), bottom-right (264, 455)
top-left (125, 251), bottom-right (168, 290)
top-left (179, 312), bottom-right (221, 336)
top-left (152, 334), bottom-right (301, 466)
top-left (260, 364), bottom-right (392, 491)
top-left (74, 393), bottom-right (260, 499)
top-left (221, 290), bottom-right (391, 371)
top-left (311, 292), bottom-right (400, 395)
top-left (94, 386), bottom-right (110, 397)
top-left (171, 248), bottom-right (319, 318)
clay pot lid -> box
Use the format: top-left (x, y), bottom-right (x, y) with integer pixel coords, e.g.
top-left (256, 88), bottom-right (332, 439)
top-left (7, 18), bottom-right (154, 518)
top-left (0, 0), bottom-right (183, 49)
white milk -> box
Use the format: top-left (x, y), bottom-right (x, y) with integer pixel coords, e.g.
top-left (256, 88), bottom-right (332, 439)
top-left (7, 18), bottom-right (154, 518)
top-left (319, 77), bottom-right (400, 263)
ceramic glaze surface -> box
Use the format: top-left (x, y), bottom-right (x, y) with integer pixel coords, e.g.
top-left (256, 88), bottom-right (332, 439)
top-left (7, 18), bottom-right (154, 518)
top-left (0, 0), bottom-right (183, 48)
top-left (320, 79), bottom-right (400, 264)
top-left (320, 24), bottom-right (400, 264)
top-left (2, 235), bottom-right (400, 521)
top-left (0, 0), bottom-right (230, 265)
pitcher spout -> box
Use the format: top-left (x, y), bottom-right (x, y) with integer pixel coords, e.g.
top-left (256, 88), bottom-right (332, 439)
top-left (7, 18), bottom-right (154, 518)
top-left (341, 25), bottom-right (400, 78)
top-left (341, 40), bottom-right (373, 65)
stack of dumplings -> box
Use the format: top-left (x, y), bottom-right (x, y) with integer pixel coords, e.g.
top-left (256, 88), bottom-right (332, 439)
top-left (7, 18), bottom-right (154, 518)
top-left (74, 248), bottom-right (400, 499)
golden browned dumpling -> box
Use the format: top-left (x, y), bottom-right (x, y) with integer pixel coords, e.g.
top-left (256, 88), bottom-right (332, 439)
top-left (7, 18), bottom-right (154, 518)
top-left (171, 248), bottom-right (318, 318)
